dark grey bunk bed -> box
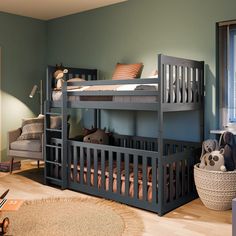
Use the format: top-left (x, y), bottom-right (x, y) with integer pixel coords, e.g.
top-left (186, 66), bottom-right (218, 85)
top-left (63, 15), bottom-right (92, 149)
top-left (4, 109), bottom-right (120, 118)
top-left (44, 54), bottom-right (204, 216)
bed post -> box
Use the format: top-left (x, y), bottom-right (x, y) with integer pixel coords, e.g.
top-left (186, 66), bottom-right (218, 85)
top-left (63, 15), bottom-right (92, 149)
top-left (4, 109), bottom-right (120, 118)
top-left (158, 54), bottom-right (164, 215)
top-left (200, 62), bottom-right (205, 142)
top-left (61, 81), bottom-right (68, 189)
top-left (46, 67), bottom-right (50, 102)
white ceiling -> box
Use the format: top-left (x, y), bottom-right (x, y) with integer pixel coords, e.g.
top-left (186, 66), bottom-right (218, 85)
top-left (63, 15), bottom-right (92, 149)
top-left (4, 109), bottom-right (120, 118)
top-left (0, 0), bottom-right (127, 20)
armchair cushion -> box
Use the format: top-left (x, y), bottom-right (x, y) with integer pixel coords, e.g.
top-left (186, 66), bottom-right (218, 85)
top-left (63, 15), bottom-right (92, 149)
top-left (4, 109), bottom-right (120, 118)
top-left (17, 117), bottom-right (44, 140)
top-left (10, 140), bottom-right (41, 152)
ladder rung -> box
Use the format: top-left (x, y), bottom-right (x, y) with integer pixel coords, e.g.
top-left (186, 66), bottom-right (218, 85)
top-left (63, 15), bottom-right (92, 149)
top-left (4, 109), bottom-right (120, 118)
top-left (46, 112), bottom-right (61, 116)
top-left (45, 161), bottom-right (62, 166)
top-left (46, 144), bottom-right (62, 148)
top-left (46, 128), bottom-right (62, 132)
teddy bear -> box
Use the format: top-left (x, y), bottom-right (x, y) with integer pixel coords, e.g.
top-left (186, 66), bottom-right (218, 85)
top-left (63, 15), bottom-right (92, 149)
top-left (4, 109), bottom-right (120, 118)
top-left (199, 149), bottom-right (226, 172)
top-left (200, 139), bottom-right (219, 161)
top-left (53, 63), bottom-right (68, 90)
top-left (219, 131), bottom-right (236, 171)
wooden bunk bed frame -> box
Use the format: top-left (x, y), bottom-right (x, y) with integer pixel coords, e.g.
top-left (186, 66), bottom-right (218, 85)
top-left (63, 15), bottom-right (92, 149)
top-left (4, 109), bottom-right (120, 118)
top-left (44, 54), bottom-right (204, 216)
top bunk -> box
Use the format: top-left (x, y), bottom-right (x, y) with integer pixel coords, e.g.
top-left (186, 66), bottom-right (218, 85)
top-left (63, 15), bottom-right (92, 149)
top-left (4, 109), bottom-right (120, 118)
top-left (46, 54), bottom-right (204, 112)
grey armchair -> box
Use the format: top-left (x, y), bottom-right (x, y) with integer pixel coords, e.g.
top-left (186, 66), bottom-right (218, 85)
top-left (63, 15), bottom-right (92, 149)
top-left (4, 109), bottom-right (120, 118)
top-left (7, 128), bottom-right (44, 173)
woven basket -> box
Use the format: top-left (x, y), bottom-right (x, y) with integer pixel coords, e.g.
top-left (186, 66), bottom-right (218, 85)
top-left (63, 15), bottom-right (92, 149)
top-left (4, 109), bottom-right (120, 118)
top-left (194, 164), bottom-right (236, 210)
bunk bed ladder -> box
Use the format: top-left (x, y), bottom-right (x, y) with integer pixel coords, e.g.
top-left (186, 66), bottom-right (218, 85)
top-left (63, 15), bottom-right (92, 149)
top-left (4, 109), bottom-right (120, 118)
top-left (44, 87), bottom-right (68, 189)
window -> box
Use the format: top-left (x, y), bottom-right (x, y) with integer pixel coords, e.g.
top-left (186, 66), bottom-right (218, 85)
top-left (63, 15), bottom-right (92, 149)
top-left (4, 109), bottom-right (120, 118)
top-left (229, 28), bottom-right (236, 123)
top-left (217, 21), bottom-right (236, 129)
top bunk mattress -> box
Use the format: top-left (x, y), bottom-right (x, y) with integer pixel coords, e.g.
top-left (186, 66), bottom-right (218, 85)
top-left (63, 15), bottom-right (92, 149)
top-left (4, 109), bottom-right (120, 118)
top-left (52, 83), bottom-right (194, 103)
top-left (52, 84), bottom-right (159, 103)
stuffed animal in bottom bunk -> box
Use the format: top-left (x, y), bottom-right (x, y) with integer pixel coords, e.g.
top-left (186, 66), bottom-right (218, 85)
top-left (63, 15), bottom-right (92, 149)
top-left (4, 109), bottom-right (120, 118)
top-left (53, 63), bottom-right (68, 90)
top-left (219, 131), bottom-right (236, 171)
top-left (199, 149), bottom-right (226, 172)
top-left (83, 128), bottom-right (112, 145)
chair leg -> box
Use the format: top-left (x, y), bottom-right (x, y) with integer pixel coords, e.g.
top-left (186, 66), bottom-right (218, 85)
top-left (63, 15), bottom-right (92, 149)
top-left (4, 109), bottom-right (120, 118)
top-left (10, 157), bottom-right (14, 174)
top-left (37, 160), bottom-right (40, 168)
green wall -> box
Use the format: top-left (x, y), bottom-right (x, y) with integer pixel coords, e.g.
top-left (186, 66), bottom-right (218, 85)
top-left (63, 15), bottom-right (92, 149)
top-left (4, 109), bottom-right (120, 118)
top-left (0, 12), bottom-right (47, 161)
top-left (46, 0), bottom-right (236, 141)
top-left (1, 0), bottom-right (236, 161)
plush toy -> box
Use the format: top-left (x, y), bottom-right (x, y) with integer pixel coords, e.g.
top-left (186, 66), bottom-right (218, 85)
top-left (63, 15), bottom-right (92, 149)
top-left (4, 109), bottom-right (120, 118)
top-left (53, 63), bottom-right (68, 90)
top-left (200, 139), bottom-right (219, 161)
top-left (83, 128), bottom-right (112, 145)
top-left (219, 131), bottom-right (236, 171)
top-left (199, 149), bottom-right (226, 172)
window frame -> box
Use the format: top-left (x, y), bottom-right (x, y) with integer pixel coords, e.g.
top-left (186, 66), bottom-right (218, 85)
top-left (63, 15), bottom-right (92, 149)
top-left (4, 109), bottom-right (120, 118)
top-left (217, 21), bottom-right (236, 130)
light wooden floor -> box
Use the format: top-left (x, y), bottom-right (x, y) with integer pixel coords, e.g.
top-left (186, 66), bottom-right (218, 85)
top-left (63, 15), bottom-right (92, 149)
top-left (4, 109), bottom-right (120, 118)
top-left (0, 162), bottom-right (232, 236)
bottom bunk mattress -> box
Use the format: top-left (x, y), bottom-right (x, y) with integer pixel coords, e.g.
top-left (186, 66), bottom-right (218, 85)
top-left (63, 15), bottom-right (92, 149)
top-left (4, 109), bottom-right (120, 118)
top-left (67, 161), bottom-right (177, 202)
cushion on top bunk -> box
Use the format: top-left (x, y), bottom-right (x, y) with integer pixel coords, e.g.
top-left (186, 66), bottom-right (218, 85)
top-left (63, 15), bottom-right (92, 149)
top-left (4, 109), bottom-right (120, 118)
top-left (112, 63), bottom-right (143, 80)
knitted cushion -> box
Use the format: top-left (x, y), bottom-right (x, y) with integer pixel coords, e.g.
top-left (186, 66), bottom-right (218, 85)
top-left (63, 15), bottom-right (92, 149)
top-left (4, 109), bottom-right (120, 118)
top-left (17, 117), bottom-right (44, 140)
top-left (112, 63), bottom-right (143, 80)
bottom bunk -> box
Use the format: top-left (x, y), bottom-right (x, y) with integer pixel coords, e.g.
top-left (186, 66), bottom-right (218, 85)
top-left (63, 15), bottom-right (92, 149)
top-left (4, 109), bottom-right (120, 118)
top-left (45, 135), bottom-right (200, 216)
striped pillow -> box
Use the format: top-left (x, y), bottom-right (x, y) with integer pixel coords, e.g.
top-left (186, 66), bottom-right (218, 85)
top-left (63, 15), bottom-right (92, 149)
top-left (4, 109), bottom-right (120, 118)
top-left (112, 63), bottom-right (143, 80)
top-left (17, 117), bottom-right (44, 140)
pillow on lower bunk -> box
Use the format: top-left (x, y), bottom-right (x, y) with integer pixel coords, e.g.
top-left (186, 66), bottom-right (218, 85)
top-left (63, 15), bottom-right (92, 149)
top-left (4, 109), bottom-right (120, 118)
top-left (17, 116), bottom-right (44, 140)
top-left (112, 63), bottom-right (143, 80)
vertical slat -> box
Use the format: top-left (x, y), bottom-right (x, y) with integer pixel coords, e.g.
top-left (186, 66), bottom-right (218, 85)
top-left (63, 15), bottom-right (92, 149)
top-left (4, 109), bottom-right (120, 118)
top-left (73, 146), bottom-right (77, 182)
top-left (197, 69), bottom-right (201, 101)
top-left (109, 151), bottom-right (113, 192)
top-left (142, 156), bottom-right (147, 201)
top-left (55, 147), bottom-right (59, 178)
top-left (125, 154), bottom-right (130, 196)
top-left (163, 165), bottom-right (167, 202)
top-left (94, 149), bottom-right (98, 188)
top-left (152, 157), bottom-right (157, 204)
top-left (49, 147), bottom-right (53, 177)
top-left (101, 150), bottom-right (105, 190)
top-left (182, 66), bottom-right (186, 103)
top-left (68, 145), bottom-right (71, 182)
top-left (133, 155), bottom-right (138, 199)
top-left (80, 147), bottom-right (84, 184)
top-left (175, 160), bottom-right (180, 199)
top-left (187, 159), bottom-right (190, 194)
top-left (163, 64), bottom-right (167, 103)
top-left (193, 68), bottom-right (197, 103)
top-left (176, 66), bottom-right (180, 103)
top-left (169, 65), bottom-right (173, 103)
top-left (187, 67), bottom-right (191, 103)
top-left (87, 148), bottom-right (91, 186)
top-left (169, 164), bottom-right (174, 202)
top-left (182, 160), bottom-right (185, 196)
top-left (117, 153), bottom-right (121, 194)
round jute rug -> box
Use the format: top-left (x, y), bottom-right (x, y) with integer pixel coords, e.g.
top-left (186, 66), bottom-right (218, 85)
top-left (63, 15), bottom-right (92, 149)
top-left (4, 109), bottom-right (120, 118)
top-left (2, 197), bottom-right (144, 236)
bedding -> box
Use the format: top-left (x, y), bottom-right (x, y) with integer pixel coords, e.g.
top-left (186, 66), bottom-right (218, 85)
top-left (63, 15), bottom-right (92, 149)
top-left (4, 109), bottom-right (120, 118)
top-left (68, 161), bottom-right (176, 202)
top-left (52, 83), bottom-right (194, 103)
